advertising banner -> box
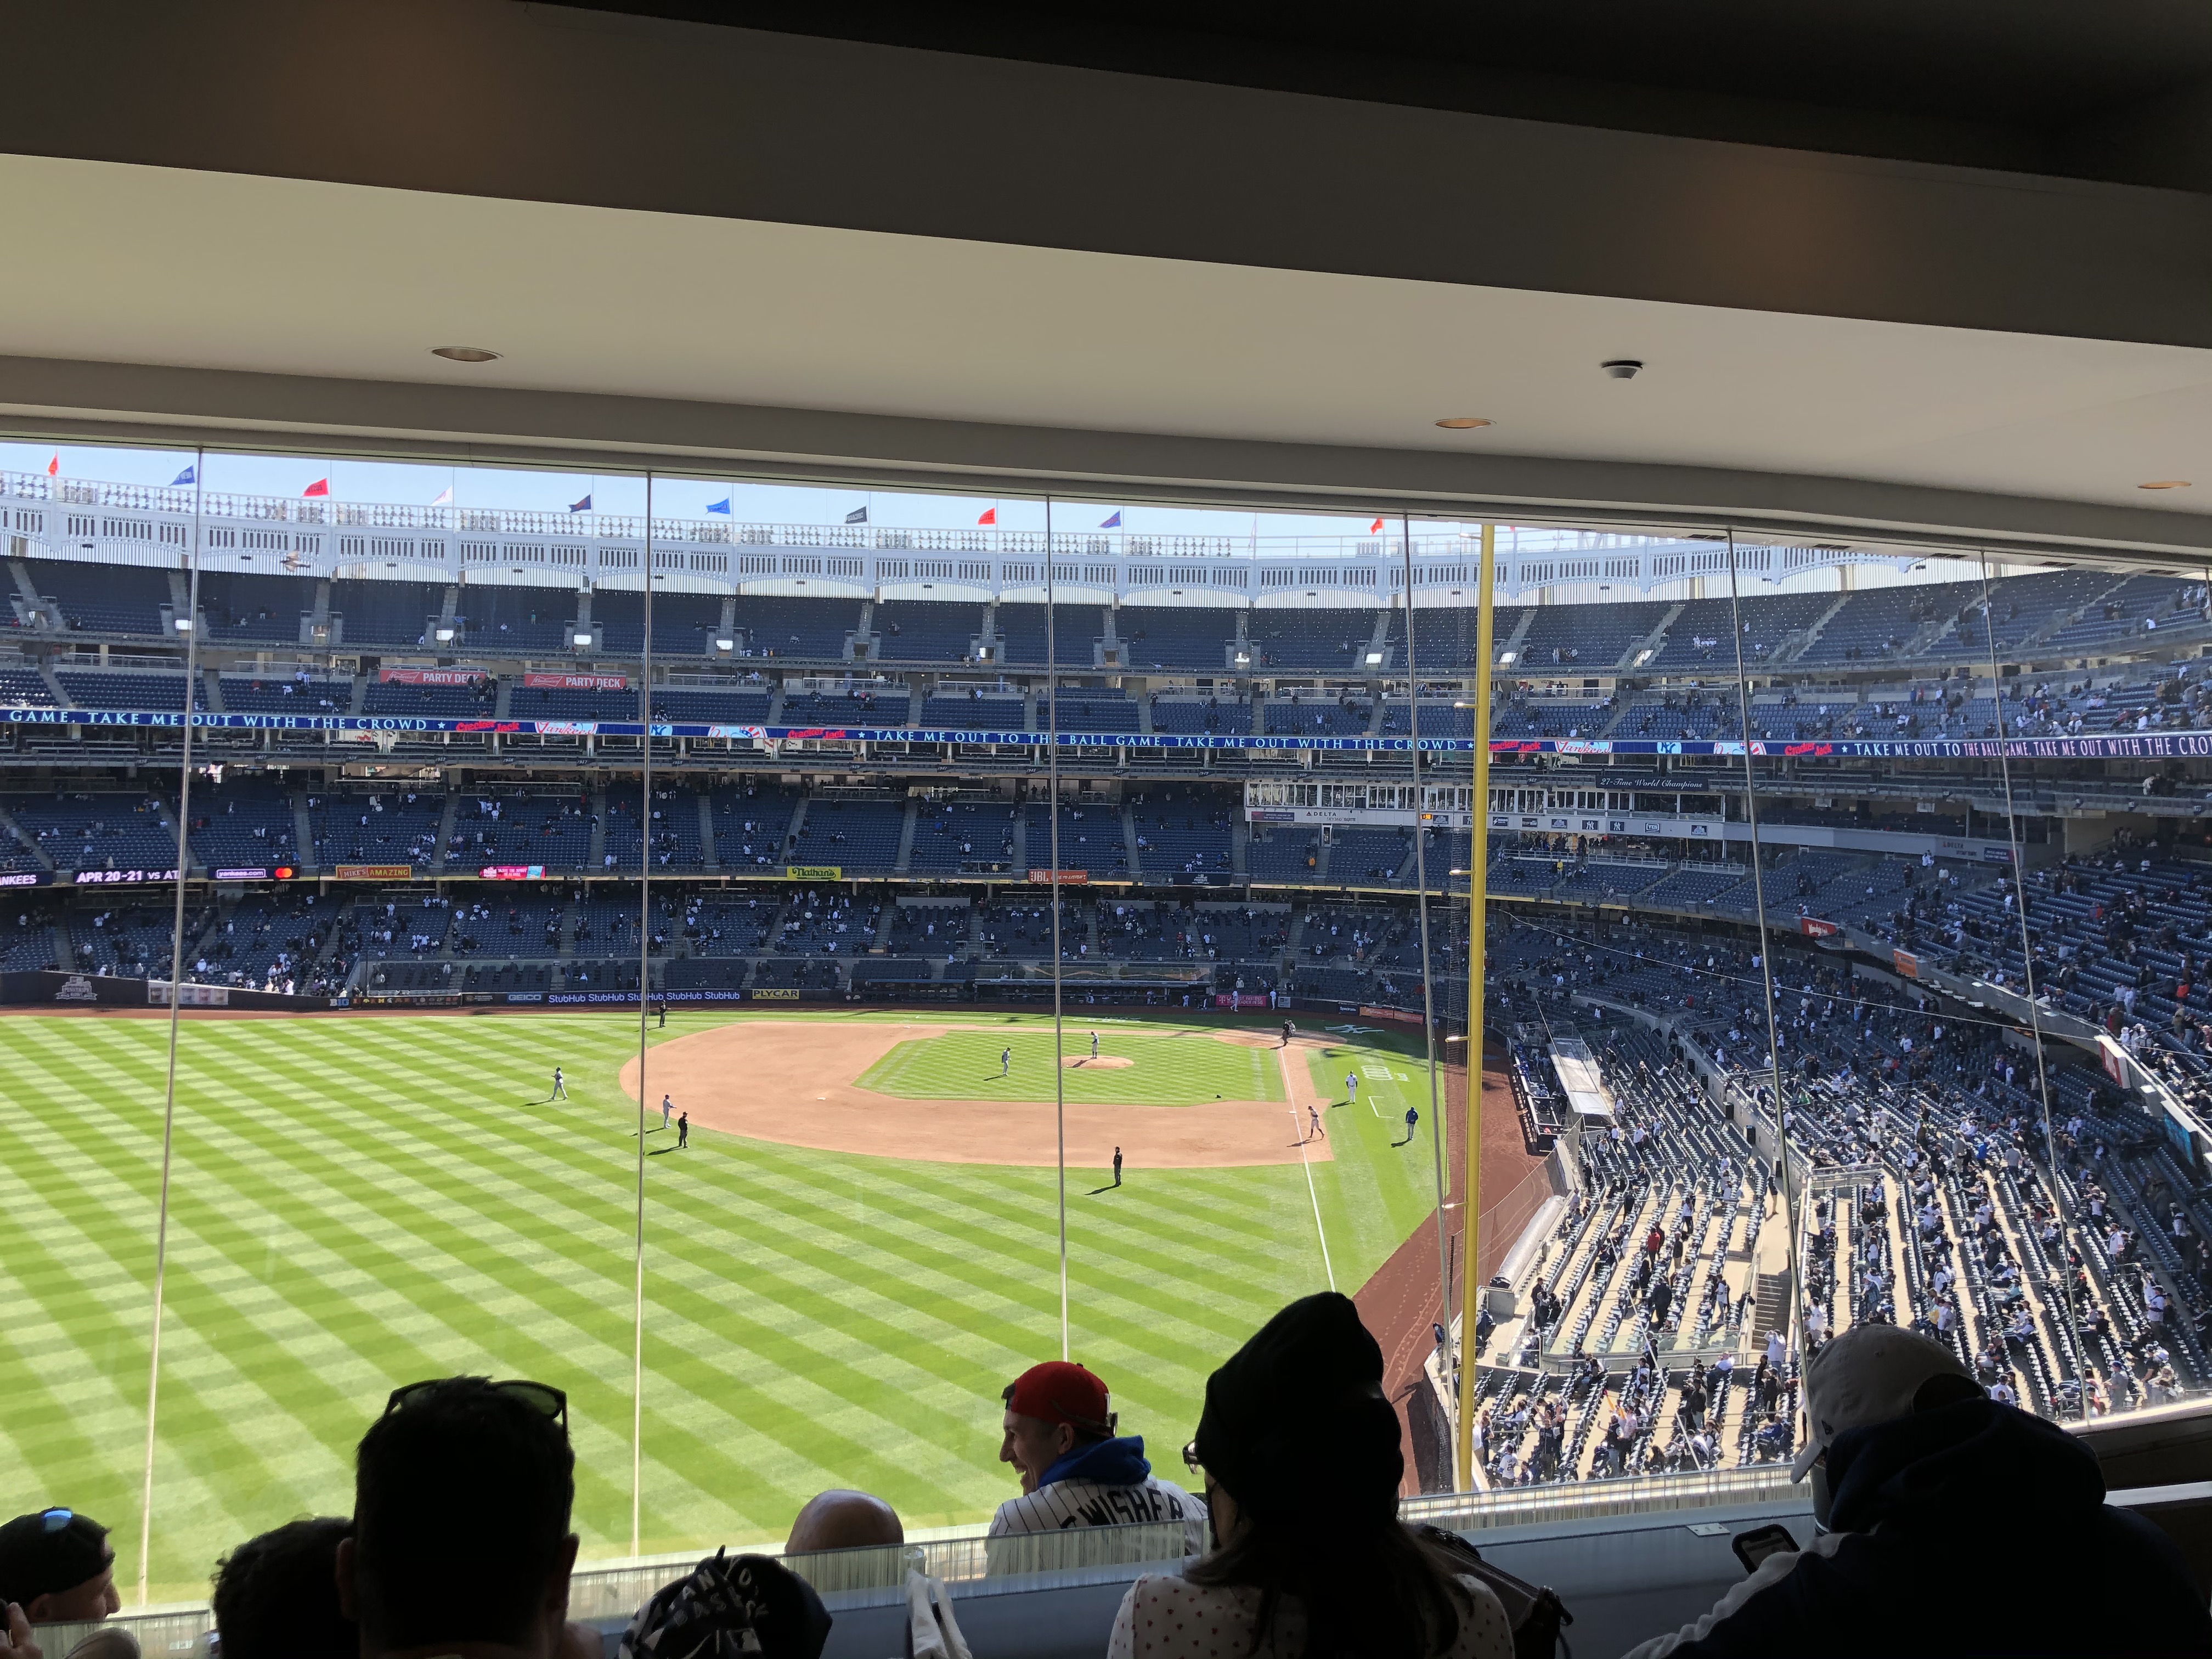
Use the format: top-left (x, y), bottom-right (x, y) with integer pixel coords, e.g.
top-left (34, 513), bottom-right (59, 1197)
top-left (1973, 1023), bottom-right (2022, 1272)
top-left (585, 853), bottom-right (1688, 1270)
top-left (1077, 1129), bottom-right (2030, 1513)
top-left (149, 980), bottom-right (230, 1007)
top-left (1892, 949), bottom-right (1921, 979)
top-left (336, 864), bottom-right (415, 880)
top-left (379, 667), bottom-right (487, 685)
top-left (1359, 1005), bottom-right (1425, 1025)
top-left (750, 987), bottom-right (802, 1001)
top-left (72, 867), bottom-right (179, 886)
top-left (1028, 869), bottom-right (1089, 884)
top-left (213, 865), bottom-right (294, 881)
top-left (524, 672), bottom-right (629, 690)
top-left (1798, 917), bottom-right (1842, 939)
top-left (1213, 993), bottom-right (1271, 1009)
top-left (479, 865), bottom-right (546, 881)
top-left (784, 865), bottom-right (843, 881)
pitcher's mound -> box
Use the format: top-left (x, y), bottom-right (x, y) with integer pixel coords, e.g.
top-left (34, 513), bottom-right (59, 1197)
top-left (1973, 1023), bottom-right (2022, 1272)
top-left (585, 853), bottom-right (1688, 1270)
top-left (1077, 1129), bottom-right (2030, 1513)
top-left (1063, 1054), bottom-right (1133, 1068)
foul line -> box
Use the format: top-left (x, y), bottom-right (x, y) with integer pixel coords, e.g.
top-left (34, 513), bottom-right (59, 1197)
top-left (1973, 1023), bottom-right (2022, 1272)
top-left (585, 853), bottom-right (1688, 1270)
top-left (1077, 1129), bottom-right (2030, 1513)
top-left (1280, 1052), bottom-right (1336, 1292)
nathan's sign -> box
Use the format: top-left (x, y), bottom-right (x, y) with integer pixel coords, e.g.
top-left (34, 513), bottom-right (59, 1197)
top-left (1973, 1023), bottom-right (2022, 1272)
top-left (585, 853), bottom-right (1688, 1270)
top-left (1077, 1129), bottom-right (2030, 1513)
top-left (784, 865), bottom-right (843, 881)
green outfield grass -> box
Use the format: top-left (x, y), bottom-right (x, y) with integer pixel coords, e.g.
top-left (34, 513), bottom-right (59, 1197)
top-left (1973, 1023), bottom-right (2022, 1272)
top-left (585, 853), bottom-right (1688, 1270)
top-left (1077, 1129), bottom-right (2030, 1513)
top-left (855, 1025), bottom-right (1284, 1105)
top-left (0, 1009), bottom-right (1441, 1599)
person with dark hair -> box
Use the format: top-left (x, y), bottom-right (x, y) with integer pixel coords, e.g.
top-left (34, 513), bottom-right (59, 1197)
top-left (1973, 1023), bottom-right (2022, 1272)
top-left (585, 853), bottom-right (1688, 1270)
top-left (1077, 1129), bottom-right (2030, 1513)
top-left (1109, 1293), bottom-right (1511, 1659)
top-left (337, 1377), bottom-right (591, 1659)
top-left (1618, 1325), bottom-right (2212, 1657)
top-left (211, 1519), bottom-right (356, 1659)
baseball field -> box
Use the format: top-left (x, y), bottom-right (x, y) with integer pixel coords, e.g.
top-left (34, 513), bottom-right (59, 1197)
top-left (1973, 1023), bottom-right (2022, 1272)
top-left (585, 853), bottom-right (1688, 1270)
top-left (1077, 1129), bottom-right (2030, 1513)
top-left (0, 1006), bottom-right (1452, 1600)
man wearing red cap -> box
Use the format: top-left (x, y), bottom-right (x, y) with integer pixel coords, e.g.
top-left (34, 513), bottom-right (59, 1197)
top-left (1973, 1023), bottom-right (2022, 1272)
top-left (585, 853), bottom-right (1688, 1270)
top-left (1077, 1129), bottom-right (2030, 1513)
top-left (989, 1361), bottom-right (1207, 1562)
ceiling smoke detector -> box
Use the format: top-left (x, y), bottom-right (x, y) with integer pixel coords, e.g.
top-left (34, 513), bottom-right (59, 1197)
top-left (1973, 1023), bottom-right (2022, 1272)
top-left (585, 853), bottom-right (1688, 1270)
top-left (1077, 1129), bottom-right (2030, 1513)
top-left (1434, 417), bottom-right (1494, 430)
top-left (1601, 359), bottom-right (1644, 380)
top-left (431, 346), bottom-right (503, 363)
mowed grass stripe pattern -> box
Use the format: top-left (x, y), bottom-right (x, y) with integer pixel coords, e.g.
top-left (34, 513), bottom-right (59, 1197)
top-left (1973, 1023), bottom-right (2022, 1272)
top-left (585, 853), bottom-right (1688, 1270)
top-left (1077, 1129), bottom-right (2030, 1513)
top-left (0, 1011), bottom-right (1435, 1599)
top-left (856, 1028), bottom-right (1283, 1105)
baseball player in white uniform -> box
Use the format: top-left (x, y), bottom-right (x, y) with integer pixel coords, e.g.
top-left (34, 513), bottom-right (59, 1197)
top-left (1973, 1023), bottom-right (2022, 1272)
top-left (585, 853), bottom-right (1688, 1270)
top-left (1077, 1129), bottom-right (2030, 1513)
top-left (987, 1361), bottom-right (1207, 1566)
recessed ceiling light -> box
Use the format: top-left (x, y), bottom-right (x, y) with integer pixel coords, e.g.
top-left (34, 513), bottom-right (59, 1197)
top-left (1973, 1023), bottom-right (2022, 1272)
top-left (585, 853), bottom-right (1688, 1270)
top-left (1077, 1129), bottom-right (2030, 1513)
top-left (1434, 417), bottom-right (1494, 430)
top-left (2139, 479), bottom-right (2192, 490)
top-left (431, 346), bottom-right (502, 363)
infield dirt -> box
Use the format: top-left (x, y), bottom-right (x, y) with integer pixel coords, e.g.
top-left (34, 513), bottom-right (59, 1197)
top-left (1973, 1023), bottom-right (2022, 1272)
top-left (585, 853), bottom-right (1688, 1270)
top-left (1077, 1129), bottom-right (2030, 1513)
top-left (619, 1019), bottom-right (1338, 1168)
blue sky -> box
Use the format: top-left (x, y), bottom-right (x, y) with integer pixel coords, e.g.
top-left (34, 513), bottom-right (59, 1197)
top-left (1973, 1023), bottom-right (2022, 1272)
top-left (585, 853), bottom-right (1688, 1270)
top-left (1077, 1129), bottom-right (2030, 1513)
top-left (0, 440), bottom-right (1458, 543)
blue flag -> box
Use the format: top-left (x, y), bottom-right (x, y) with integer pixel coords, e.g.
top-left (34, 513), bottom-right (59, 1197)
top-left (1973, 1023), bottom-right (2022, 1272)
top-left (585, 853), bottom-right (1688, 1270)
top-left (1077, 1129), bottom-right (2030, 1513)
top-left (706, 498), bottom-right (730, 515)
top-left (170, 466), bottom-right (196, 487)
top-left (1100, 510), bottom-right (1121, 529)
top-left (569, 494), bottom-right (592, 513)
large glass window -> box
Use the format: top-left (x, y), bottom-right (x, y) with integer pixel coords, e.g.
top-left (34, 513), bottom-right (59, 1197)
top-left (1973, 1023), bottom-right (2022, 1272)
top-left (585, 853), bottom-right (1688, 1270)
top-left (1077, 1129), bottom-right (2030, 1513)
top-left (2, 442), bottom-right (2206, 1624)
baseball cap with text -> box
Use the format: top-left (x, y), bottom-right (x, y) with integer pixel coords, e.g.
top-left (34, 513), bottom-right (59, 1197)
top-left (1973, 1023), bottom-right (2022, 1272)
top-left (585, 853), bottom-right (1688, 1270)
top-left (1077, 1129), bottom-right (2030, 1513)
top-left (1003, 1361), bottom-right (1115, 1437)
top-left (1790, 1325), bottom-right (1978, 1480)
top-left (0, 1508), bottom-right (112, 1608)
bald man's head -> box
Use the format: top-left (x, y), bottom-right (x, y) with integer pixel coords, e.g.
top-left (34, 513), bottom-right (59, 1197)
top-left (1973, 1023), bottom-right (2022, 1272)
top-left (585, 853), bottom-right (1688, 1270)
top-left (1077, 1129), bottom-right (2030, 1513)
top-left (784, 1491), bottom-right (904, 1556)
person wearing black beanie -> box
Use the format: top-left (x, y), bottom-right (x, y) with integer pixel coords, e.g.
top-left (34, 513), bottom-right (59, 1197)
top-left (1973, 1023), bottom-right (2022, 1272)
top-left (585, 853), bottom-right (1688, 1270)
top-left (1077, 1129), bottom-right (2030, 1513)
top-left (1107, 1294), bottom-right (1511, 1659)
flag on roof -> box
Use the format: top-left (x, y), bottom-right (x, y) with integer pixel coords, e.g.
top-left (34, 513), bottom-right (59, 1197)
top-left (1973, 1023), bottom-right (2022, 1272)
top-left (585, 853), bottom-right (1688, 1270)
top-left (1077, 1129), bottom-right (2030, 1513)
top-left (430, 486), bottom-right (452, 506)
top-left (1100, 511), bottom-right (1122, 529)
top-left (1369, 516), bottom-right (1384, 533)
top-left (569, 493), bottom-right (591, 513)
top-left (844, 506), bottom-right (868, 524)
top-left (170, 466), bottom-right (195, 487)
top-left (706, 498), bottom-right (731, 515)
top-left (978, 507), bottom-right (997, 526)
top-left (45, 455), bottom-right (57, 477)
top-left (303, 478), bottom-right (329, 498)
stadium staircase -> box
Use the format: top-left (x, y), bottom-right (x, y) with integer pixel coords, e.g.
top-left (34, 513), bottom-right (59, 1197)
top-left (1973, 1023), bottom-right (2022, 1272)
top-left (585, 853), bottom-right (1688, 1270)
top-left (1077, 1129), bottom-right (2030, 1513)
top-left (430, 794), bottom-right (461, 874)
top-left (493, 674), bottom-right (514, 718)
top-left (200, 670), bottom-right (225, 712)
top-left (0, 802), bottom-right (54, 872)
top-left (1495, 603), bottom-right (1538, 667)
top-left (1628, 603), bottom-right (1683, 670)
top-left (583, 786), bottom-right (609, 871)
top-left (148, 792), bottom-right (193, 876)
top-left (892, 799), bottom-right (919, 873)
top-left (782, 794), bottom-right (810, 862)
top-left (36, 662), bottom-right (67, 705)
top-left (1772, 593), bottom-right (1854, 664)
top-left (307, 579), bottom-right (333, 647)
top-left (289, 790), bottom-right (317, 875)
top-left (346, 672), bottom-right (368, 714)
top-left (696, 795), bottom-right (719, 870)
top-left (1231, 817), bottom-right (1249, 877)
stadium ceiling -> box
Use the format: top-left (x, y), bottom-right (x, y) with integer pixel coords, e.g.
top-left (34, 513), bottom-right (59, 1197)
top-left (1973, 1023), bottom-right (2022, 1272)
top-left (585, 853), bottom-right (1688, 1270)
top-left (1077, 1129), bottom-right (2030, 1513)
top-left (1, 2), bottom-right (2211, 562)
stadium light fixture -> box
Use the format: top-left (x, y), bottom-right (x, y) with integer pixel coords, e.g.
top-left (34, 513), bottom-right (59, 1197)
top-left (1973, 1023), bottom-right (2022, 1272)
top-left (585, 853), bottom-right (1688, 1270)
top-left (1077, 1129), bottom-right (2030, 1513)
top-left (431, 346), bottom-right (502, 363)
top-left (2140, 479), bottom-right (2192, 489)
top-left (1434, 417), bottom-right (1494, 430)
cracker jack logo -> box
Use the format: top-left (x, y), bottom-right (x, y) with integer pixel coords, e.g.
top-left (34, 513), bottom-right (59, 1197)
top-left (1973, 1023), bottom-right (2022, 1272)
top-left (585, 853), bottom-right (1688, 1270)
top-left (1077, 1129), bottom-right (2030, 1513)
top-left (54, 973), bottom-right (97, 1002)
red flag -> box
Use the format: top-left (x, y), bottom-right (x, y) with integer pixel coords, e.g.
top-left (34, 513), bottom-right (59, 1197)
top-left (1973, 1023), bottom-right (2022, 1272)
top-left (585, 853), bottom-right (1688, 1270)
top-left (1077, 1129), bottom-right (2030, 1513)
top-left (1369, 516), bottom-right (1384, 533)
top-left (45, 454), bottom-right (58, 477)
top-left (978, 507), bottom-right (997, 526)
top-left (303, 478), bottom-right (329, 498)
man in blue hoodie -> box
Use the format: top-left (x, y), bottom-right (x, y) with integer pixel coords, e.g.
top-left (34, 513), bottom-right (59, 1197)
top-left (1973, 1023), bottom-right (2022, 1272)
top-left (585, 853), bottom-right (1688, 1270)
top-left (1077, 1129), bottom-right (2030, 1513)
top-left (988, 1361), bottom-right (1208, 1562)
top-left (1620, 1325), bottom-right (2209, 1657)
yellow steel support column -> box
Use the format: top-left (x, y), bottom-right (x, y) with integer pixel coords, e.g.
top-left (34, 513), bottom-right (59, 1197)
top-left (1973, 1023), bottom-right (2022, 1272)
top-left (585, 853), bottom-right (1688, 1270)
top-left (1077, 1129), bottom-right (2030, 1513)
top-left (1454, 522), bottom-right (1496, 1492)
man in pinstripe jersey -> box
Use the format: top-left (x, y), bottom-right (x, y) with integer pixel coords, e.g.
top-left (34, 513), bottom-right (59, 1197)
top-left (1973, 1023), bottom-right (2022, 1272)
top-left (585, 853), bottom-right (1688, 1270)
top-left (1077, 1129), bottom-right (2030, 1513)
top-left (987, 1362), bottom-right (1207, 1562)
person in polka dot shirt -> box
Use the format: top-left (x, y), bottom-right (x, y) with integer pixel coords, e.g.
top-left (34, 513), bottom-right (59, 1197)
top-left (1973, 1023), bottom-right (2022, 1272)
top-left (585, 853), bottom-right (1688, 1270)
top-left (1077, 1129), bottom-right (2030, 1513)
top-left (1108, 1293), bottom-right (1511, 1659)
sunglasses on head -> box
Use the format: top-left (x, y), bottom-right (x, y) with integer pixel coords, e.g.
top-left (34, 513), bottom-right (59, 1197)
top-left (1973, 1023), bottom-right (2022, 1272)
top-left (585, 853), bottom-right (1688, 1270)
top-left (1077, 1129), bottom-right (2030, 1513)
top-left (385, 1378), bottom-right (568, 1430)
top-left (39, 1508), bottom-right (73, 1533)
top-left (1181, 1441), bottom-right (1201, 1475)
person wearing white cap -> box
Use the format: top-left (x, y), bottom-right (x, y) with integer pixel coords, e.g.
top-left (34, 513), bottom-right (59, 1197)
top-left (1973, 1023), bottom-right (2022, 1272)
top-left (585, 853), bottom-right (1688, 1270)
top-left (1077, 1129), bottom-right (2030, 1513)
top-left (1617, 1325), bottom-right (2209, 1658)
